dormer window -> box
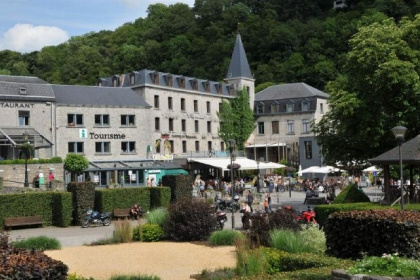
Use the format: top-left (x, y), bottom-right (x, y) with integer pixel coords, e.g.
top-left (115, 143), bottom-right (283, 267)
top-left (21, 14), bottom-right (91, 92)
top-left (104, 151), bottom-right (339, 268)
top-left (215, 83), bottom-right (222, 94)
top-left (190, 79), bottom-right (198, 90)
top-left (112, 76), bottom-right (119, 87)
top-left (178, 77), bottom-right (185, 89)
top-left (229, 84), bottom-right (235, 95)
top-left (271, 102), bottom-right (280, 113)
top-left (152, 72), bottom-right (159, 85)
top-left (164, 74), bottom-right (173, 87)
top-left (19, 88), bottom-right (27, 95)
top-left (286, 103), bottom-right (294, 113)
top-left (257, 104), bottom-right (264, 114)
top-left (204, 81), bottom-right (210, 92)
top-left (130, 73), bottom-right (135, 85)
top-left (98, 81), bottom-right (102, 87)
top-left (301, 100), bottom-right (309, 111)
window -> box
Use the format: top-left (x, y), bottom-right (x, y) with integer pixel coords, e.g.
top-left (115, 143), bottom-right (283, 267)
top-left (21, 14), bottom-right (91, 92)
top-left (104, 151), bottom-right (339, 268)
top-left (286, 103), bottom-right (294, 112)
top-left (182, 141), bottom-right (187, 153)
top-left (95, 114), bottom-right (110, 126)
top-left (304, 141), bottom-right (312, 159)
top-left (302, 101), bottom-right (309, 111)
top-left (194, 100), bottom-right (198, 112)
top-left (169, 140), bottom-right (174, 154)
top-left (207, 141), bottom-right (212, 151)
top-left (221, 141), bottom-right (225, 152)
top-left (95, 142), bottom-right (110, 153)
top-left (121, 141), bottom-right (136, 153)
top-left (320, 103), bottom-right (324, 114)
top-left (217, 84), bottom-right (222, 94)
top-left (205, 82), bottom-right (210, 92)
top-left (190, 79), bottom-right (198, 90)
top-left (271, 104), bottom-right (279, 113)
top-left (112, 77), bottom-right (119, 87)
top-left (272, 121), bottom-right (279, 134)
top-left (257, 105), bottom-right (264, 114)
top-left (68, 114), bottom-right (83, 126)
top-left (153, 72), bottom-right (159, 84)
top-left (19, 111), bottom-right (30, 126)
top-left (229, 84), bottom-right (234, 95)
top-left (206, 101), bottom-right (211, 113)
top-left (169, 118), bottom-right (174, 132)
top-left (121, 115), bottom-right (135, 126)
top-left (195, 141), bottom-right (200, 152)
top-left (287, 120), bottom-right (294, 134)
top-left (179, 77), bottom-right (185, 88)
top-left (155, 117), bottom-right (160, 131)
top-left (168, 97), bottom-right (173, 110)
top-left (181, 98), bottom-right (185, 111)
top-left (207, 121), bottom-right (212, 133)
top-left (195, 120), bottom-right (199, 133)
top-left (68, 142), bottom-right (84, 153)
top-left (258, 122), bottom-right (265, 135)
top-left (181, 119), bottom-right (186, 132)
top-left (302, 119), bottom-right (310, 133)
top-left (155, 139), bottom-right (161, 153)
top-left (154, 95), bottom-right (160, 108)
top-left (166, 75), bottom-right (173, 87)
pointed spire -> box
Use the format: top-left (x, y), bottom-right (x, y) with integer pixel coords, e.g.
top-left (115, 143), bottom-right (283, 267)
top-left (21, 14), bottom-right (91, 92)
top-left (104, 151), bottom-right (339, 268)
top-left (226, 33), bottom-right (253, 80)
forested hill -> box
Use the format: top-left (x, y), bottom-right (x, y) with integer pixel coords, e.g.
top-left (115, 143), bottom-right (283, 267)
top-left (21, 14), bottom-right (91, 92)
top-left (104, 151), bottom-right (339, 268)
top-left (1, 0), bottom-right (419, 90)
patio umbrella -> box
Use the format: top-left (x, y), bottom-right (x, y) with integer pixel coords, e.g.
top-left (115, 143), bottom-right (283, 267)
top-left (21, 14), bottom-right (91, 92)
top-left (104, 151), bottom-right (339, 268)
top-left (363, 166), bottom-right (382, 173)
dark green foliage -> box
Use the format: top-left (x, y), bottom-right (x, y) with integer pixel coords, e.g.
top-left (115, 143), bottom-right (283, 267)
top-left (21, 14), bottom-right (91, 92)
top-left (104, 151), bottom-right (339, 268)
top-left (140, 224), bottom-right (165, 242)
top-left (262, 248), bottom-right (355, 275)
top-left (0, 157), bottom-right (62, 165)
top-left (51, 192), bottom-right (72, 227)
top-left (67, 182), bottom-right (96, 226)
top-left (209, 230), bottom-right (246, 246)
top-left (149, 186), bottom-right (171, 209)
top-left (162, 174), bottom-right (194, 202)
top-left (333, 184), bottom-right (370, 204)
top-left (166, 198), bottom-right (217, 241)
top-left (325, 209), bottom-right (420, 259)
top-left (12, 235), bottom-right (61, 250)
top-left (248, 210), bottom-right (301, 247)
top-left (0, 232), bottom-right (68, 279)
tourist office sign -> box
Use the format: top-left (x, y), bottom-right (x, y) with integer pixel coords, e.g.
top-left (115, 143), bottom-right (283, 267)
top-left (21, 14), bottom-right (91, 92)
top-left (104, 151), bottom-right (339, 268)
top-left (79, 129), bottom-right (127, 140)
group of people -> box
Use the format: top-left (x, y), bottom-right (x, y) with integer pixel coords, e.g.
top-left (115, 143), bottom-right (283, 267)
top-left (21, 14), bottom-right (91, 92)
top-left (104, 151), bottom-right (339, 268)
top-left (129, 203), bottom-right (143, 220)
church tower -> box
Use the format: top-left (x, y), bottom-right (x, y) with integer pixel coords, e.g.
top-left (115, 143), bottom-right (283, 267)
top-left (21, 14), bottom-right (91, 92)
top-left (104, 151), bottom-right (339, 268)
top-left (225, 33), bottom-right (255, 109)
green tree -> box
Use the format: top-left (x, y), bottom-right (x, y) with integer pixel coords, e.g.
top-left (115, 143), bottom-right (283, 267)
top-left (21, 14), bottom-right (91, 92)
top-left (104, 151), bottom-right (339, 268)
top-left (313, 16), bottom-right (420, 166)
top-left (218, 89), bottom-right (255, 150)
top-left (64, 154), bottom-right (89, 181)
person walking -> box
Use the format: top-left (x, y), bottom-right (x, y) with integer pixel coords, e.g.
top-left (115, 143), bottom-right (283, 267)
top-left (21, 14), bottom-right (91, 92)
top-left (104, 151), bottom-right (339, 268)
top-left (246, 190), bottom-right (254, 212)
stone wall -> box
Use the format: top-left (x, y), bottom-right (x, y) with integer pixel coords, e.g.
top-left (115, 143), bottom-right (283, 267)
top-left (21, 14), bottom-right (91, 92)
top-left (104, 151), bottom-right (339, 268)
top-left (0, 163), bottom-right (63, 189)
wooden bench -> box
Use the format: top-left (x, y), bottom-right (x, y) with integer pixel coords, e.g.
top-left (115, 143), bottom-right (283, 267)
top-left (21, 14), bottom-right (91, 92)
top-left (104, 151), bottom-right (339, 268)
top-left (113, 208), bottom-right (131, 219)
top-left (4, 215), bottom-right (44, 229)
top-left (306, 197), bottom-right (327, 205)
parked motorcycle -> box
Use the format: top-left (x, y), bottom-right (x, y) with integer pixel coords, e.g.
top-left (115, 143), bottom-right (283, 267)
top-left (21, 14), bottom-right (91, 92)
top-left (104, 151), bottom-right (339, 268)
top-left (81, 209), bottom-right (111, 228)
top-left (296, 206), bottom-right (318, 227)
top-left (214, 194), bottom-right (240, 213)
top-left (215, 210), bottom-right (228, 230)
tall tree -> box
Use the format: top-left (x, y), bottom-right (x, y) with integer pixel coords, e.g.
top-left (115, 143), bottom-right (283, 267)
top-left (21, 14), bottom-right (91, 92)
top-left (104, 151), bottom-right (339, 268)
top-left (218, 89), bottom-right (255, 150)
top-left (313, 16), bottom-right (420, 166)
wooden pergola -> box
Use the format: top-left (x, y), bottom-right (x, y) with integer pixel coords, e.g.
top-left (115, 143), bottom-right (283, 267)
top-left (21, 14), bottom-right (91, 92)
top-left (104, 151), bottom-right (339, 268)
top-left (369, 135), bottom-right (420, 205)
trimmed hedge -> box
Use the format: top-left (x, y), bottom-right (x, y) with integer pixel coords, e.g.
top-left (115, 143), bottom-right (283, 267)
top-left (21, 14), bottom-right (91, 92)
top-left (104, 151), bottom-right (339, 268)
top-left (0, 191), bottom-right (72, 229)
top-left (0, 156), bottom-right (62, 165)
top-left (67, 182), bottom-right (96, 226)
top-left (94, 187), bottom-right (171, 214)
top-left (325, 209), bottom-right (420, 259)
top-left (333, 184), bottom-right (370, 204)
top-left (162, 174), bottom-right (194, 201)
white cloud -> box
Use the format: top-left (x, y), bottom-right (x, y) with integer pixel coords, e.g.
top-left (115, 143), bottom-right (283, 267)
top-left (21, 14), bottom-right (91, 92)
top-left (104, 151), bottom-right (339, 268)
top-left (0, 24), bottom-right (69, 53)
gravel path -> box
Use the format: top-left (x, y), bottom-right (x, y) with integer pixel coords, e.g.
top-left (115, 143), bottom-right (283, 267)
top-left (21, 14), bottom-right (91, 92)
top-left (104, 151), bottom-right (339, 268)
top-left (45, 242), bottom-right (236, 280)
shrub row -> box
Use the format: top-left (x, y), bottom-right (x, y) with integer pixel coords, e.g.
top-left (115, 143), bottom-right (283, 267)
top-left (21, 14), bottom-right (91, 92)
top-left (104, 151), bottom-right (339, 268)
top-left (162, 174), bottom-right (194, 202)
top-left (0, 191), bottom-right (72, 229)
top-left (325, 209), bottom-right (420, 259)
top-left (0, 156), bottom-right (63, 165)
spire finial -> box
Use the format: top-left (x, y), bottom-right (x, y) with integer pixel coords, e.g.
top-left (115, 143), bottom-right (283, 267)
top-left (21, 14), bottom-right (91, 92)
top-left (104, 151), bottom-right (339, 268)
top-left (237, 22), bottom-right (241, 34)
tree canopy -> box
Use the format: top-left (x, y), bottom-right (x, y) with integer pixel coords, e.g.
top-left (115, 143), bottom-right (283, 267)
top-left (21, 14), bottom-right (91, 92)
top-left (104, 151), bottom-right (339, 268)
top-left (313, 15), bottom-right (420, 166)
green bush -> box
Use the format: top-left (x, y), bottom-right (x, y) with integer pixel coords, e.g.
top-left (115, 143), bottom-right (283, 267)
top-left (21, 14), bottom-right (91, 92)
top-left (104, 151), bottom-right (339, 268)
top-left (333, 184), bottom-right (370, 204)
top-left (270, 225), bottom-right (326, 254)
top-left (110, 275), bottom-right (161, 280)
top-left (133, 224), bottom-right (142, 241)
top-left (208, 230), bottom-right (245, 246)
top-left (299, 224), bottom-right (326, 254)
top-left (12, 235), bottom-right (61, 250)
top-left (347, 253), bottom-right (420, 277)
top-left (145, 207), bottom-right (168, 228)
top-left (140, 224), bottom-right (164, 242)
top-left (166, 198), bottom-right (217, 241)
top-left (235, 236), bottom-right (265, 277)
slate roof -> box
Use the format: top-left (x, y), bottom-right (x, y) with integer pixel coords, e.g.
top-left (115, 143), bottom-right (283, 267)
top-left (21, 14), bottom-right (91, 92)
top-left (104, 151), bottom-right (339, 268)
top-left (255, 83), bottom-right (329, 101)
top-left (52, 84), bottom-right (151, 108)
top-left (369, 135), bottom-right (420, 165)
top-left (226, 34), bottom-right (253, 79)
top-left (0, 75), bottom-right (54, 101)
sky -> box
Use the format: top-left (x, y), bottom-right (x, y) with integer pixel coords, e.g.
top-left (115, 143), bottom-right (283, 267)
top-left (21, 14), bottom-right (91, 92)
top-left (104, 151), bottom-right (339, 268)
top-left (0, 0), bottom-right (195, 53)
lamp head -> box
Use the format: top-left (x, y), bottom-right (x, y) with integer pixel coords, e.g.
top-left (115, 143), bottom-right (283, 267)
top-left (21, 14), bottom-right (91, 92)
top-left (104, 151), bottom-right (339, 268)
top-left (391, 126), bottom-right (407, 140)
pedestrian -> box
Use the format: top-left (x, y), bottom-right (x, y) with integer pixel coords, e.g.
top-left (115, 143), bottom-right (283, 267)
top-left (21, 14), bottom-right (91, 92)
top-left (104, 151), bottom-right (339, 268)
top-left (241, 202), bottom-right (252, 229)
top-left (151, 178), bottom-right (157, 187)
top-left (264, 198), bottom-right (269, 213)
top-left (266, 193), bottom-right (272, 212)
top-left (146, 177), bottom-right (151, 187)
top-left (304, 187), bottom-right (313, 204)
top-left (246, 190), bottom-right (254, 212)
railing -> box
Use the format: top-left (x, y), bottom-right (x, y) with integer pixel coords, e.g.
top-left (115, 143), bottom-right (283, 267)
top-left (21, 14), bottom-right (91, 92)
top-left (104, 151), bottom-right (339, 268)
top-left (173, 150), bottom-right (246, 159)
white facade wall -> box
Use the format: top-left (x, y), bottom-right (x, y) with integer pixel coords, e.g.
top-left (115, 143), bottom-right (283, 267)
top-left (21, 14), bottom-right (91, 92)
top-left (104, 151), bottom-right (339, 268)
top-left (55, 105), bottom-right (151, 160)
top-left (134, 86), bottom-right (234, 156)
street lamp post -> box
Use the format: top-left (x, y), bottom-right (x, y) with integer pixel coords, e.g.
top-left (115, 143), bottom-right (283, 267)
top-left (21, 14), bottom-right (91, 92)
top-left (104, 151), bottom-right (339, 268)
top-left (22, 131), bottom-right (29, 187)
top-left (391, 126), bottom-right (407, 210)
top-left (256, 158), bottom-right (260, 193)
top-left (228, 139), bottom-right (236, 229)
